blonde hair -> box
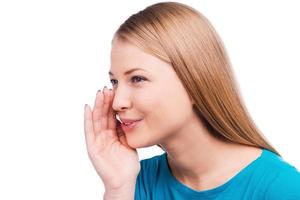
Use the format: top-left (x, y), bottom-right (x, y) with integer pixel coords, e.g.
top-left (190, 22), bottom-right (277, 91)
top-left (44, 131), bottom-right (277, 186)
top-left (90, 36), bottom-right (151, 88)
top-left (112, 2), bottom-right (280, 156)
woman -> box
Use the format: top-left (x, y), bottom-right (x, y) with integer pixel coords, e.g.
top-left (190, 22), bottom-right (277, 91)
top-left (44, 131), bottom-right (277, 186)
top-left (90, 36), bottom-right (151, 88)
top-left (84, 2), bottom-right (300, 199)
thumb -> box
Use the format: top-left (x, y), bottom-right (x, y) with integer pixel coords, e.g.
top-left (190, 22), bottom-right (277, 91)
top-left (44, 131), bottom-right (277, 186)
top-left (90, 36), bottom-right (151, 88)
top-left (116, 120), bottom-right (135, 150)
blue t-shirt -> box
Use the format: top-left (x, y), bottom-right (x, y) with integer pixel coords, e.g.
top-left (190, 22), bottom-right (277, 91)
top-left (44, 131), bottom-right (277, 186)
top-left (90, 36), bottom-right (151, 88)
top-left (134, 148), bottom-right (300, 199)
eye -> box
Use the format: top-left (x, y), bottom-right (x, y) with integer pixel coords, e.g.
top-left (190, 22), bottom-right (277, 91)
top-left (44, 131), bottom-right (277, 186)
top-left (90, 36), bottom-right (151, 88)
top-left (110, 75), bottom-right (146, 86)
top-left (110, 79), bottom-right (117, 86)
top-left (131, 75), bottom-right (146, 83)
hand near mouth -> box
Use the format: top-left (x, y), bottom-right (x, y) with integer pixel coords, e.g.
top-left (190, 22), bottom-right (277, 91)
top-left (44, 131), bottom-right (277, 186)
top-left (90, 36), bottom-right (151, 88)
top-left (84, 86), bottom-right (140, 191)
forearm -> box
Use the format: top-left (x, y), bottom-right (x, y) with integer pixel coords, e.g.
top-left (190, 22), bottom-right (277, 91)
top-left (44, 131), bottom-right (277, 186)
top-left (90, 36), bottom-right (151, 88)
top-left (103, 181), bottom-right (136, 200)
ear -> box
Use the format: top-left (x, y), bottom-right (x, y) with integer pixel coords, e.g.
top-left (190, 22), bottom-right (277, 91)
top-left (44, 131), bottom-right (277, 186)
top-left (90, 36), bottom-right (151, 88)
top-left (190, 98), bottom-right (195, 106)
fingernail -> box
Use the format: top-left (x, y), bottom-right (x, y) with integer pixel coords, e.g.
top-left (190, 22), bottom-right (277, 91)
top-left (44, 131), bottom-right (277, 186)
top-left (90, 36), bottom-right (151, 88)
top-left (97, 89), bottom-right (101, 93)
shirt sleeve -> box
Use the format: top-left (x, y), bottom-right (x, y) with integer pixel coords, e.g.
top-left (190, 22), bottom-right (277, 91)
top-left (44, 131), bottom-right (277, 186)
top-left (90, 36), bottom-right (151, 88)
top-left (265, 166), bottom-right (300, 200)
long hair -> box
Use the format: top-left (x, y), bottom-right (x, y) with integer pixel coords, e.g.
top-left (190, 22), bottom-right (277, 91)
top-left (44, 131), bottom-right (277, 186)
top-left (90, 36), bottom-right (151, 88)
top-left (112, 1), bottom-right (280, 156)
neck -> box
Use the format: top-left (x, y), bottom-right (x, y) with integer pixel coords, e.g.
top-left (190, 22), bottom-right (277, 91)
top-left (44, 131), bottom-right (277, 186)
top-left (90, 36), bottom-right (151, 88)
top-left (160, 114), bottom-right (258, 189)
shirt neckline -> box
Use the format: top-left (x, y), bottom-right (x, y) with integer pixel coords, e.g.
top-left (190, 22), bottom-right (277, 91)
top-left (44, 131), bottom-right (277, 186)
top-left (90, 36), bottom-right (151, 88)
top-left (161, 148), bottom-right (266, 197)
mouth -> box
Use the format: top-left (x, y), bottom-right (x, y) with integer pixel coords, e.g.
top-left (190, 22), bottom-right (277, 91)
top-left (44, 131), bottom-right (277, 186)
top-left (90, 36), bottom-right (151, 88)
top-left (121, 119), bottom-right (143, 132)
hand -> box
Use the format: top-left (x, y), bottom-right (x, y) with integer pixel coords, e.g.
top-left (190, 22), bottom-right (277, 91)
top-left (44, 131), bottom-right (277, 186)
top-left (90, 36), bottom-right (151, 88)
top-left (84, 87), bottom-right (140, 190)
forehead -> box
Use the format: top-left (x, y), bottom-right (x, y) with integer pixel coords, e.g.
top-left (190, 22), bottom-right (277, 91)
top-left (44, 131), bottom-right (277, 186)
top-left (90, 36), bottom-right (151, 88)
top-left (110, 39), bottom-right (171, 75)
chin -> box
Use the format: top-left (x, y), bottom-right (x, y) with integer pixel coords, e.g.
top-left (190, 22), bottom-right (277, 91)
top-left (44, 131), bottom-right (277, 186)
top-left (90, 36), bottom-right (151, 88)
top-left (125, 137), bottom-right (140, 149)
top-left (126, 138), bottom-right (153, 149)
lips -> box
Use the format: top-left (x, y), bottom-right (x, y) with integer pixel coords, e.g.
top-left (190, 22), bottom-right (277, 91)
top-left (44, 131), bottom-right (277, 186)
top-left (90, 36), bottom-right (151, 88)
top-left (121, 119), bottom-right (143, 132)
top-left (119, 118), bottom-right (143, 124)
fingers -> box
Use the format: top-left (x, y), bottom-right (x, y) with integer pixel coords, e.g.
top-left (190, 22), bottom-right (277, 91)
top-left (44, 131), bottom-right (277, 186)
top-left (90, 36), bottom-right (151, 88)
top-left (108, 89), bottom-right (116, 130)
top-left (116, 119), bottom-right (124, 137)
top-left (91, 87), bottom-right (117, 138)
top-left (119, 133), bottom-right (134, 150)
top-left (108, 89), bottom-right (125, 140)
top-left (100, 87), bottom-right (110, 131)
top-left (84, 104), bottom-right (95, 147)
top-left (93, 90), bottom-right (103, 135)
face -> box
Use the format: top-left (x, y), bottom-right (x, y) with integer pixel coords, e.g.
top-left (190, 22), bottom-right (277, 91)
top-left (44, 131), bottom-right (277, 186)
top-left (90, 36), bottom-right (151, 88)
top-left (109, 38), bottom-right (194, 149)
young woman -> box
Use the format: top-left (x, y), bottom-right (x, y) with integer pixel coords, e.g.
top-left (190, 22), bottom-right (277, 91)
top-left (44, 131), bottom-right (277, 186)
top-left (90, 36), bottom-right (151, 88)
top-left (84, 2), bottom-right (300, 200)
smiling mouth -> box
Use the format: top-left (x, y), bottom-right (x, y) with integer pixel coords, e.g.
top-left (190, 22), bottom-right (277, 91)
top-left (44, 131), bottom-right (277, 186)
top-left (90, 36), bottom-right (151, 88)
top-left (121, 119), bottom-right (143, 131)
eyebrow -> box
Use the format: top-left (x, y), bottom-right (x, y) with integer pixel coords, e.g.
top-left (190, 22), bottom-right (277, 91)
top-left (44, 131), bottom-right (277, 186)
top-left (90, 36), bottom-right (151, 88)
top-left (108, 68), bottom-right (146, 76)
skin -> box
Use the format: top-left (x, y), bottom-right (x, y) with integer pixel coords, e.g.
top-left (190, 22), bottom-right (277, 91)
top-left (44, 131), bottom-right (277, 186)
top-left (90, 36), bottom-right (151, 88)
top-left (84, 86), bottom-right (140, 194)
top-left (84, 37), bottom-right (263, 193)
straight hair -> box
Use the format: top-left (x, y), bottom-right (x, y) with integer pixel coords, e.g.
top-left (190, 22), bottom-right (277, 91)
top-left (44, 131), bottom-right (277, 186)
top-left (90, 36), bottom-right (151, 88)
top-left (112, 2), bottom-right (280, 156)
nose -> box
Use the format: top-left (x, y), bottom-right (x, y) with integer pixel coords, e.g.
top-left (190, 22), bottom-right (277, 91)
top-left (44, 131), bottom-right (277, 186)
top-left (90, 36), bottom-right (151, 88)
top-left (111, 87), bottom-right (132, 112)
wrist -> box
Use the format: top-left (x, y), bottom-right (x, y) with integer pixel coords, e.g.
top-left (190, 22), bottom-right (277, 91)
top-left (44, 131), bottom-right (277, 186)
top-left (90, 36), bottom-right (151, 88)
top-left (104, 181), bottom-right (136, 200)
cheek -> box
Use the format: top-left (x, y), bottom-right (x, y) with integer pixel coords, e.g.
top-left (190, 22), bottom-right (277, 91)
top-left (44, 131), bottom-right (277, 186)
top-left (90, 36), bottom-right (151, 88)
top-left (133, 89), bottom-right (168, 128)
top-left (133, 89), bottom-right (162, 112)
top-left (127, 88), bottom-right (191, 148)
top-left (143, 90), bottom-right (182, 131)
top-left (132, 85), bottom-right (191, 131)
top-left (151, 86), bottom-right (193, 131)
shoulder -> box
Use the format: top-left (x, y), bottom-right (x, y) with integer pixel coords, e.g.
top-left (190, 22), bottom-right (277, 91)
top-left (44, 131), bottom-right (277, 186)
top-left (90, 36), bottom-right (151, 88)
top-left (265, 167), bottom-right (300, 199)
top-left (140, 153), bottom-right (165, 177)
top-left (138, 153), bottom-right (165, 182)
top-left (263, 151), bottom-right (300, 199)
top-left (135, 153), bottom-right (166, 199)
top-left (140, 153), bottom-right (164, 168)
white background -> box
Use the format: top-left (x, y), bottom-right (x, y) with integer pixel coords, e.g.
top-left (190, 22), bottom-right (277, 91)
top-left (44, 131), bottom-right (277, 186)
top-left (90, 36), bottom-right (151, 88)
top-left (0, 0), bottom-right (299, 199)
